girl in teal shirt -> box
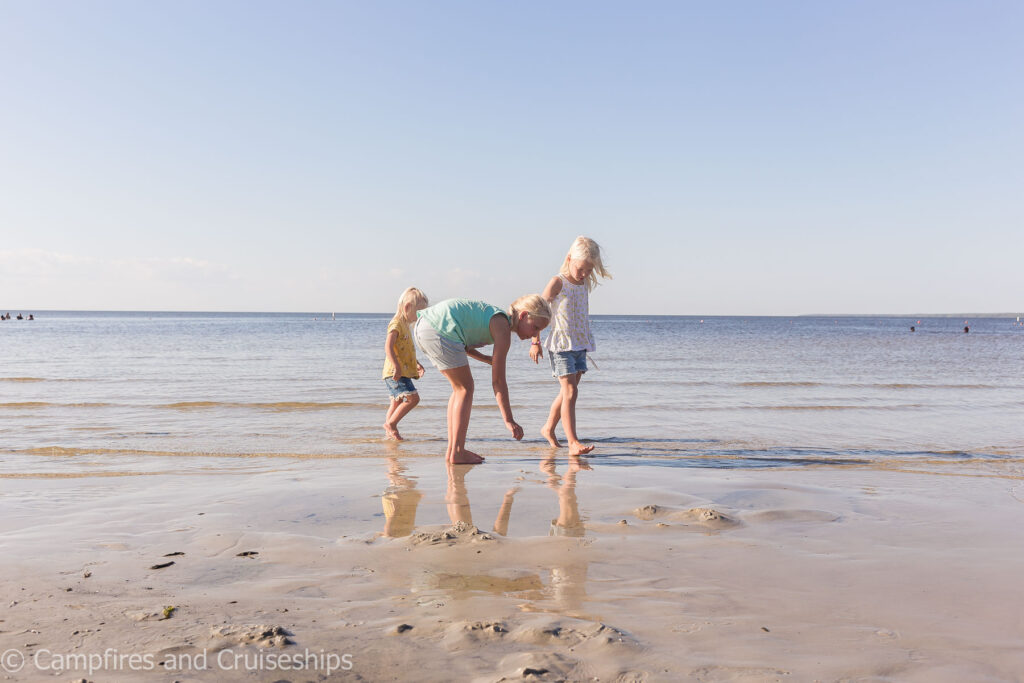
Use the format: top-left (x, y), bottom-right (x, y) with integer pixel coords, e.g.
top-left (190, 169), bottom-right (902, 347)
top-left (415, 295), bottom-right (551, 464)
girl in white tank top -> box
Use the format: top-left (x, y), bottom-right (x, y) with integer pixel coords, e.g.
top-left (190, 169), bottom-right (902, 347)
top-left (529, 237), bottom-right (612, 457)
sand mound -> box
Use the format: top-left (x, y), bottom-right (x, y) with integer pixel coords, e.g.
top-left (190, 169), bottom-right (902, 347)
top-left (444, 620), bottom-right (510, 648)
top-left (209, 624), bottom-right (293, 647)
top-left (490, 651), bottom-right (578, 682)
top-left (633, 504), bottom-right (668, 520)
top-left (666, 507), bottom-right (741, 530)
top-left (408, 521), bottom-right (495, 546)
top-left (512, 618), bottom-right (639, 649)
top-left (746, 509), bottom-right (840, 524)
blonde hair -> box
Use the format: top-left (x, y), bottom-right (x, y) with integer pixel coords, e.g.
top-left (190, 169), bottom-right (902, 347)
top-left (508, 294), bottom-right (552, 326)
top-left (559, 235), bottom-right (612, 292)
top-left (391, 287), bottom-right (428, 327)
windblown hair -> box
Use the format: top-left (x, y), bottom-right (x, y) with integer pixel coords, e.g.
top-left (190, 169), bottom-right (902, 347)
top-left (391, 287), bottom-right (428, 328)
top-left (508, 294), bottom-right (552, 325)
top-left (559, 235), bottom-right (612, 292)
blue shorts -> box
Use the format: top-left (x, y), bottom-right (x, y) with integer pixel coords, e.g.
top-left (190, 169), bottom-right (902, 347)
top-left (549, 350), bottom-right (588, 378)
top-left (384, 377), bottom-right (417, 401)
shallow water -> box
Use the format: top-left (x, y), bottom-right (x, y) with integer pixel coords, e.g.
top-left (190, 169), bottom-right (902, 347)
top-left (3, 313), bottom-right (1024, 680)
top-left (1, 312), bottom-right (1022, 477)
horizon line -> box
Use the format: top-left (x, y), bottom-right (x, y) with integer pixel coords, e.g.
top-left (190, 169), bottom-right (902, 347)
top-left (3, 309), bottom-right (1022, 318)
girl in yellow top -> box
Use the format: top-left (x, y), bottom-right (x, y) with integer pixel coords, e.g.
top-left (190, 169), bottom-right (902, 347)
top-left (383, 287), bottom-right (429, 440)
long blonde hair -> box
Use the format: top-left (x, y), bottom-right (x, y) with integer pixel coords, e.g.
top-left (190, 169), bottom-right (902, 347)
top-left (391, 287), bottom-right (428, 328)
top-left (559, 235), bottom-right (612, 292)
top-left (508, 294), bottom-right (552, 327)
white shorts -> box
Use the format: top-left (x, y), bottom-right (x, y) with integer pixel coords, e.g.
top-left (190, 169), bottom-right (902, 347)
top-left (414, 318), bottom-right (469, 371)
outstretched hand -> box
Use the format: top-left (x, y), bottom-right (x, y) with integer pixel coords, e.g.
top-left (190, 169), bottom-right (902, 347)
top-left (529, 344), bottom-right (543, 364)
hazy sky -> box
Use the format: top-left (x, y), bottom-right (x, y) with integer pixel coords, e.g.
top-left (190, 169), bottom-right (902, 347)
top-left (2, 1), bottom-right (1022, 314)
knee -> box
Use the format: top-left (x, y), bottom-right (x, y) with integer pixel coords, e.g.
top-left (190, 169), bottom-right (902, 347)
top-left (561, 383), bottom-right (578, 400)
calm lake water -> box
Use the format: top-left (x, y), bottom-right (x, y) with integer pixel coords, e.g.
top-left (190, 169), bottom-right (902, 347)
top-left (2, 312), bottom-right (1022, 477)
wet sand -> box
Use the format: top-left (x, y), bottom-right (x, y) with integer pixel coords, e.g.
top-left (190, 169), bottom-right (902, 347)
top-left (2, 453), bottom-right (1023, 681)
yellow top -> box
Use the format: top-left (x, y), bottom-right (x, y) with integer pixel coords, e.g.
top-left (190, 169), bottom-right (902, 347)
top-left (382, 319), bottom-right (419, 379)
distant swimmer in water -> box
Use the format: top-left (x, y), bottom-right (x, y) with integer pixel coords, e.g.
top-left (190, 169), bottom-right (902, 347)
top-left (910, 326), bottom-right (915, 332)
top-left (964, 325), bottom-right (969, 333)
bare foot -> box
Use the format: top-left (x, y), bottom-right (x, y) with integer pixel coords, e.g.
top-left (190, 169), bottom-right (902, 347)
top-left (448, 449), bottom-right (485, 464)
top-left (568, 441), bottom-right (594, 456)
top-left (540, 423), bottom-right (561, 448)
top-left (383, 423), bottom-right (403, 441)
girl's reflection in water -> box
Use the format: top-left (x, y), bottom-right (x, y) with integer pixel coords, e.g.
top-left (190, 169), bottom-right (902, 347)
top-left (380, 457), bottom-right (423, 538)
top-left (385, 454), bottom-right (594, 617)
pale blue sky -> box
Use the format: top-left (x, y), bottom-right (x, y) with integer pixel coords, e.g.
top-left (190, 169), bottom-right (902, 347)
top-left (2, 1), bottom-right (1022, 314)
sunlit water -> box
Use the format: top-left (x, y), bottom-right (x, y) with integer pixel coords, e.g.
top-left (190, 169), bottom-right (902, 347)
top-left (2, 312), bottom-right (1022, 477)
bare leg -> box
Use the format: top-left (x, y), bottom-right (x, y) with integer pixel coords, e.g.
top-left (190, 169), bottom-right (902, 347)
top-left (559, 373), bottom-right (594, 456)
top-left (441, 365), bottom-right (484, 464)
top-left (384, 393), bottom-right (419, 440)
top-left (384, 400), bottom-right (401, 440)
top-left (445, 392), bottom-right (456, 460)
top-left (541, 392), bottom-right (562, 447)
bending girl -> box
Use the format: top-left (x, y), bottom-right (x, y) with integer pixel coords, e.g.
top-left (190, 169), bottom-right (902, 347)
top-left (416, 296), bottom-right (551, 464)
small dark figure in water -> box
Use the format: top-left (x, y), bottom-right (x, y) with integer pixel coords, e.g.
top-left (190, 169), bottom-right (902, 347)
top-left (27, 314), bottom-right (34, 320)
top-left (16, 314), bottom-right (23, 320)
top-left (964, 326), bottom-right (969, 333)
top-left (910, 326), bottom-right (915, 332)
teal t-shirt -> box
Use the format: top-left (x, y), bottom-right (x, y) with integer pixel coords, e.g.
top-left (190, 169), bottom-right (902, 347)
top-left (417, 299), bottom-right (510, 347)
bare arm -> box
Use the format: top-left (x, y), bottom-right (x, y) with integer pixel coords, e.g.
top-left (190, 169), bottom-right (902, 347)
top-left (384, 329), bottom-right (402, 381)
top-left (466, 347), bottom-right (493, 365)
top-left (542, 275), bottom-right (563, 303)
top-left (530, 276), bottom-right (563, 363)
top-left (489, 315), bottom-right (523, 440)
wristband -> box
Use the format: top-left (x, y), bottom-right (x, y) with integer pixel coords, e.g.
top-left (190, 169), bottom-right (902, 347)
top-left (531, 342), bottom-right (541, 346)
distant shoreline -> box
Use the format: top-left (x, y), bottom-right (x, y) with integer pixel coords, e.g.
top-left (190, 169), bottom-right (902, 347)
top-left (3, 310), bottom-right (1021, 319)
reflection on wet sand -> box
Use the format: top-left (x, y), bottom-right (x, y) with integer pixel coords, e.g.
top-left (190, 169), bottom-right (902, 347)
top-left (380, 457), bottom-right (423, 538)
top-left (420, 455), bottom-right (595, 618)
top-left (539, 453), bottom-right (590, 538)
top-left (526, 454), bottom-right (591, 618)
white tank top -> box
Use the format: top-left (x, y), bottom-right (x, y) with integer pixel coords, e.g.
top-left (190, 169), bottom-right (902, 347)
top-left (545, 275), bottom-right (595, 352)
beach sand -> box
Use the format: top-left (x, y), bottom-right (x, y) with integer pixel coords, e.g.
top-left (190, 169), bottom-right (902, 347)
top-left (2, 452), bottom-right (1023, 682)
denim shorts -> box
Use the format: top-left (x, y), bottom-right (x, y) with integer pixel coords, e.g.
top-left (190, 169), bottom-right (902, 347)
top-left (549, 349), bottom-right (588, 378)
top-left (384, 377), bottom-right (417, 401)
top-left (414, 318), bottom-right (469, 371)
